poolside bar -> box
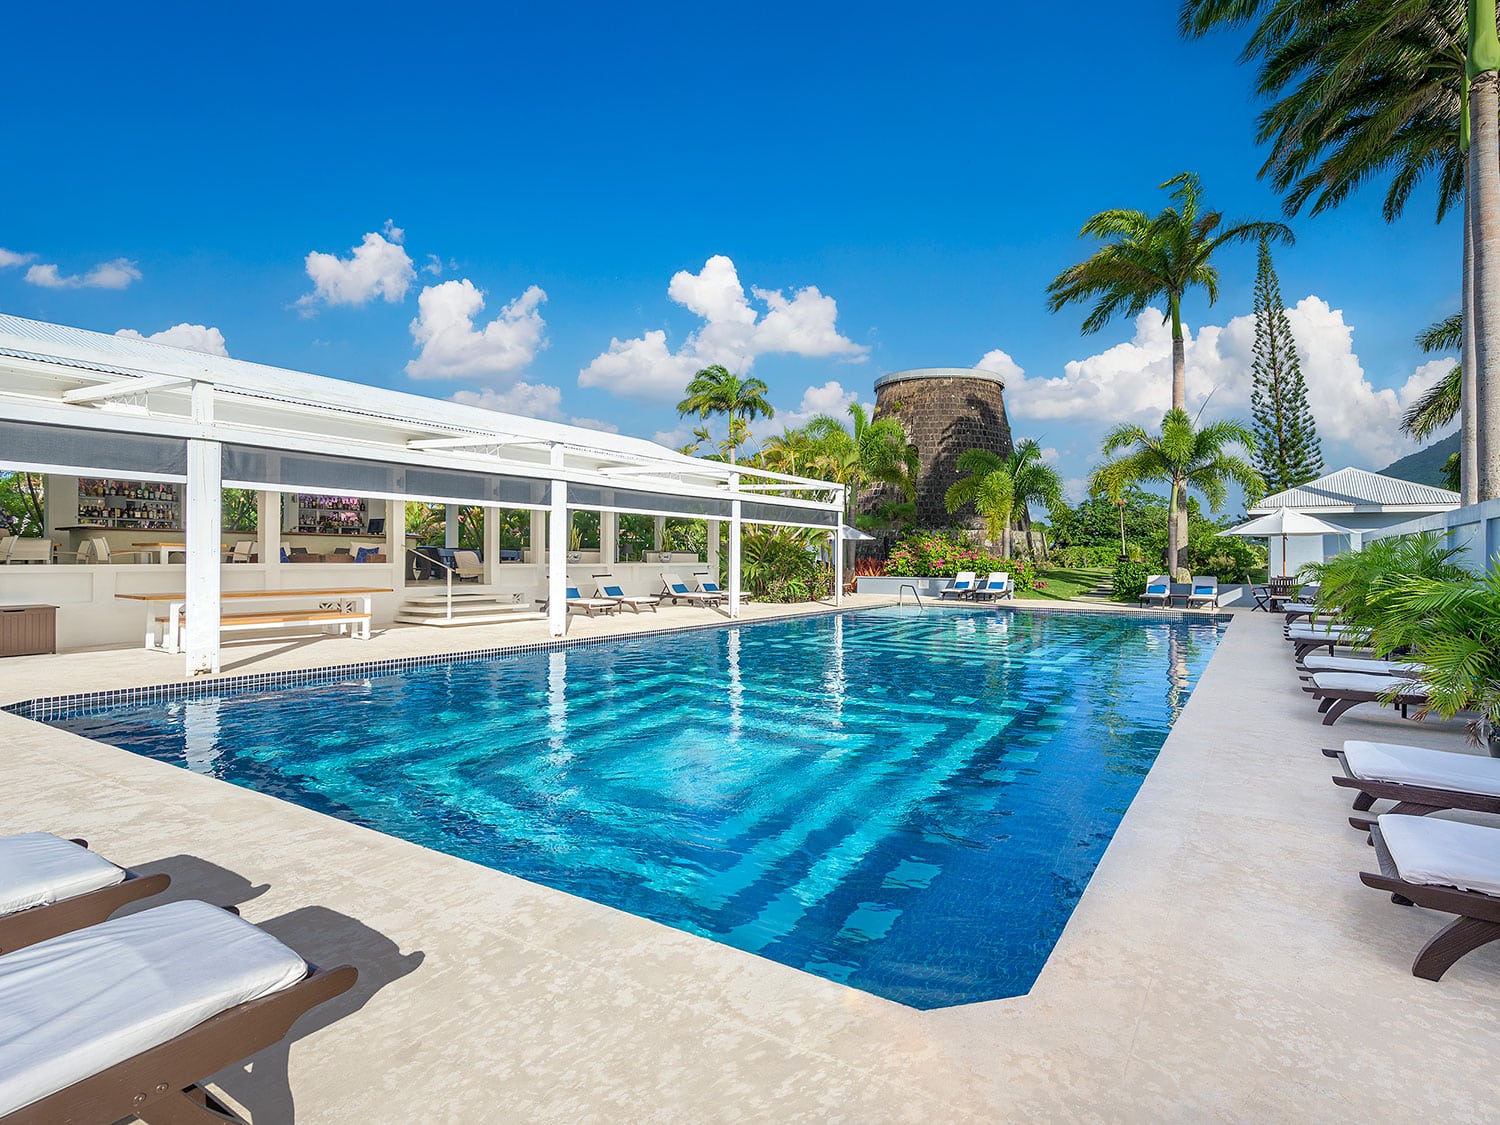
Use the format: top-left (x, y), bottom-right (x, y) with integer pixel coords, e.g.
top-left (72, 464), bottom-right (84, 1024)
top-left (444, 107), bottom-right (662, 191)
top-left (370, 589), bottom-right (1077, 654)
top-left (0, 315), bottom-right (845, 673)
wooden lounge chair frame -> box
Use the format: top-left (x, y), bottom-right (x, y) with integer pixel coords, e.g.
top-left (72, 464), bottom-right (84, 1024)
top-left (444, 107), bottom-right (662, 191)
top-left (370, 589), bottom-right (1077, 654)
top-left (1, 959), bottom-right (359, 1125)
top-left (1321, 748), bottom-right (1500, 830)
top-left (1359, 823), bottom-right (1500, 981)
top-left (1312, 680), bottom-right (1426, 726)
top-left (0, 838), bottom-right (170, 956)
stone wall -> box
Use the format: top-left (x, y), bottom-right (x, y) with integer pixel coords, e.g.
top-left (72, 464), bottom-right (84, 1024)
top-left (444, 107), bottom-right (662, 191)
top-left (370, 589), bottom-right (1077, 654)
top-left (871, 371), bottom-right (1015, 528)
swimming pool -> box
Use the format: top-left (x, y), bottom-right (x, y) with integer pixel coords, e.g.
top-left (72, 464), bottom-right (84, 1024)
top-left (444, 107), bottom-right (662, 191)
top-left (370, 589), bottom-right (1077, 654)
top-left (36, 606), bottom-right (1226, 1008)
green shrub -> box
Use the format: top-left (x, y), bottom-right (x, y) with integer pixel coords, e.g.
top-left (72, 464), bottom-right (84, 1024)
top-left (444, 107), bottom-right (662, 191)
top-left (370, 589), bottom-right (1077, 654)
top-left (1053, 543), bottom-right (1123, 569)
top-left (1112, 557), bottom-right (1153, 602)
top-left (741, 526), bottom-right (831, 603)
top-left (886, 531), bottom-right (1042, 593)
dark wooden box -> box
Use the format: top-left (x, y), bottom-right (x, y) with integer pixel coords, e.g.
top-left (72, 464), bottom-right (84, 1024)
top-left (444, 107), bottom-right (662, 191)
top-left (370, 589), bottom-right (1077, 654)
top-left (0, 604), bottom-right (58, 657)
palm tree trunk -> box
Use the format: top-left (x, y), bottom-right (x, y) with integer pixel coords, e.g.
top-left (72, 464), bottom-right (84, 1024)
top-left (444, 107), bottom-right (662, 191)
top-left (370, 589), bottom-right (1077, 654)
top-left (1472, 69), bottom-right (1500, 500)
top-left (1169, 294), bottom-right (1189, 571)
top-left (1167, 478), bottom-right (1182, 577)
top-left (1464, 147), bottom-right (1480, 504)
top-left (1002, 522), bottom-right (1013, 560)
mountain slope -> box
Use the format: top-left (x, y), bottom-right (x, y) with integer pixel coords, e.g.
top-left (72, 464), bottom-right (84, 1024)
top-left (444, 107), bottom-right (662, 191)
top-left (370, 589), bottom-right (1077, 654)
top-left (1380, 432), bottom-right (1459, 489)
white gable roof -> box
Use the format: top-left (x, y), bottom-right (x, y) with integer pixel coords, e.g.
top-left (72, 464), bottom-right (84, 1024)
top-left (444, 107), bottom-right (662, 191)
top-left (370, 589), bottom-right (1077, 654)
top-left (1250, 467), bottom-right (1459, 513)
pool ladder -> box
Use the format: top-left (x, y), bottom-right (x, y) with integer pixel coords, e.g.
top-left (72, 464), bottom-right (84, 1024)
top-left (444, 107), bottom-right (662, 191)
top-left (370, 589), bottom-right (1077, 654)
top-left (897, 583), bottom-right (924, 610)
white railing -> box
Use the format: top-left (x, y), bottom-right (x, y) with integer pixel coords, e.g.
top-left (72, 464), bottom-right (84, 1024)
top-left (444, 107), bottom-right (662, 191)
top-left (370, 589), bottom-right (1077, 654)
top-left (1365, 497), bottom-right (1500, 575)
top-left (420, 554), bottom-right (458, 619)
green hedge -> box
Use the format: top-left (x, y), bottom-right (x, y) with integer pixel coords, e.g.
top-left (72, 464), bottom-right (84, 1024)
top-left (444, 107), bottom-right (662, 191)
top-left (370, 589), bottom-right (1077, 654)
top-left (1111, 558), bottom-right (1153, 602)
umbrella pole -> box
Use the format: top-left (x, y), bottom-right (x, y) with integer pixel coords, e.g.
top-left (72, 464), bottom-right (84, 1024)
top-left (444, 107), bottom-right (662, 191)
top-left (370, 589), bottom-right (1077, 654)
top-left (1281, 534), bottom-right (1287, 577)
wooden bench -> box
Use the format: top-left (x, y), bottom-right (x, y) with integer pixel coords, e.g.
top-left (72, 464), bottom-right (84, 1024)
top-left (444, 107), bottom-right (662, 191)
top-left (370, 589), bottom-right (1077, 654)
top-left (153, 607), bottom-right (372, 647)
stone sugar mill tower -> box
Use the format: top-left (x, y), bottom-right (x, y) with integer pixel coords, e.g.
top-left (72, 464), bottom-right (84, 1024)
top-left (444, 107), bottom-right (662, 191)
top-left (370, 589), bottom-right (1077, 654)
top-left (871, 367), bottom-right (1015, 529)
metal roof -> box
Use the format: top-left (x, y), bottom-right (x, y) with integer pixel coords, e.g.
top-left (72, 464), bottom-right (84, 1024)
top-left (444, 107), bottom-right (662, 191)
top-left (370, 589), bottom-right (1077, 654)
top-left (1249, 466), bottom-right (1460, 513)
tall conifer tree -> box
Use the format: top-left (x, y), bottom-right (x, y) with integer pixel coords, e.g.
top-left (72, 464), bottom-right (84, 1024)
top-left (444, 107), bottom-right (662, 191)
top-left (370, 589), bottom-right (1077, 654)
top-left (1249, 235), bottom-right (1322, 492)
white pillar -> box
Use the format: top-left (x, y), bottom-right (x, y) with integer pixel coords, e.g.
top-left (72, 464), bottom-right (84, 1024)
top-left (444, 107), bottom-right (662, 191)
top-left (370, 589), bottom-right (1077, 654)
top-left (653, 515), bottom-right (665, 552)
top-left (707, 518), bottom-right (720, 577)
top-left (834, 526), bottom-right (844, 606)
top-left (184, 382), bottom-right (222, 676)
top-left (444, 504), bottom-right (459, 548)
top-left (548, 449), bottom-right (568, 636)
top-left (728, 474), bottom-right (742, 619)
top-left (528, 508), bottom-right (546, 565)
top-left (387, 501), bottom-right (405, 585)
top-left (600, 510), bottom-right (617, 569)
top-left (257, 490), bottom-right (278, 572)
top-left (483, 505), bottom-right (501, 584)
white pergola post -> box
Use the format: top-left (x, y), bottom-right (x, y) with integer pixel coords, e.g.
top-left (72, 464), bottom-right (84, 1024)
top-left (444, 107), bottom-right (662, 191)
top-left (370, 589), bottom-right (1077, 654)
top-left (653, 515), bottom-right (665, 553)
top-left (548, 448), bottom-right (568, 636)
top-left (728, 473), bottom-right (742, 619)
top-left (707, 518), bottom-right (720, 577)
top-left (256, 490), bottom-right (278, 572)
top-left (385, 502), bottom-right (404, 582)
top-left (833, 532), bottom-right (843, 606)
top-left (184, 382), bottom-right (222, 676)
top-left (483, 505), bottom-right (501, 584)
top-left (444, 504), bottom-right (459, 548)
top-left (529, 508), bottom-right (546, 565)
top-left (600, 510), bottom-right (617, 570)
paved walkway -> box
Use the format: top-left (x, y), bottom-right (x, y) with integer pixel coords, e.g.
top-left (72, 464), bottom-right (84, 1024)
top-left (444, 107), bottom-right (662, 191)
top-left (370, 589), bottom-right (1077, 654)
top-left (2, 606), bottom-right (1496, 1120)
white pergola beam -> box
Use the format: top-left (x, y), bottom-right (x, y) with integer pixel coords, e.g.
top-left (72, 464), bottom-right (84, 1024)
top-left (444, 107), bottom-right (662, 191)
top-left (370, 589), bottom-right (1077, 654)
top-left (184, 382), bottom-right (222, 676)
top-left (61, 374), bottom-right (190, 405)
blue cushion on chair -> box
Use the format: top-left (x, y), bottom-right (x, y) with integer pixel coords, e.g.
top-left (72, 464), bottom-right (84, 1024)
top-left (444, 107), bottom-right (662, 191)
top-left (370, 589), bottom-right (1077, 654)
top-left (1146, 583), bottom-right (1168, 595)
top-left (355, 547), bottom-right (378, 562)
top-left (1193, 584), bottom-right (1213, 595)
top-left (279, 547), bottom-right (290, 563)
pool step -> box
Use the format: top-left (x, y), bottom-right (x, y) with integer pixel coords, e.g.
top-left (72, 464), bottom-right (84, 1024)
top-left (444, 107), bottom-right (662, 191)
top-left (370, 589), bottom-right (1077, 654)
top-left (394, 594), bottom-right (544, 628)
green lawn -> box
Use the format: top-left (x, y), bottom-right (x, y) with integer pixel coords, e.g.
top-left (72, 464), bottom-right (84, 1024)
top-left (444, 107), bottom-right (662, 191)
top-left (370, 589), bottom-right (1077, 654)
top-left (1024, 566), bottom-right (1113, 602)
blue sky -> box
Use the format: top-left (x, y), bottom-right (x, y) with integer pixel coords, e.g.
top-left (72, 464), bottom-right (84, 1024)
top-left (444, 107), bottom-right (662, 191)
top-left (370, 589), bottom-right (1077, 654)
top-left (1, 1), bottom-right (1459, 506)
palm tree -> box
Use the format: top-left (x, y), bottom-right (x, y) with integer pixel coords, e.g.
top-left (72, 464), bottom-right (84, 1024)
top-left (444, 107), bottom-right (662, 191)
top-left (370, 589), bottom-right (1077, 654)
top-left (1401, 313), bottom-right (1463, 490)
top-left (943, 439), bottom-right (1064, 558)
top-left (1047, 172), bottom-right (1293, 413)
top-left (1090, 409), bottom-right (1265, 576)
top-left (676, 365), bottom-right (775, 464)
top-left (804, 403), bottom-right (918, 526)
top-left (1048, 172), bottom-right (1289, 563)
top-left (1176, 1), bottom-right (1496, 499)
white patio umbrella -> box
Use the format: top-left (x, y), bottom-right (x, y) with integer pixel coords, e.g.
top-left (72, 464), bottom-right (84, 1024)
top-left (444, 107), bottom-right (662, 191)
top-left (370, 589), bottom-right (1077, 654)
top-left (1223, 509), bottom-right (1349, 575)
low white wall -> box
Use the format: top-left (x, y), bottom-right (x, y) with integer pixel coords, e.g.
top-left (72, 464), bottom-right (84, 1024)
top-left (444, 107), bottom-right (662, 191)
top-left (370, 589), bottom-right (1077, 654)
top-left (1365, 497), bottom-right (1500, 576)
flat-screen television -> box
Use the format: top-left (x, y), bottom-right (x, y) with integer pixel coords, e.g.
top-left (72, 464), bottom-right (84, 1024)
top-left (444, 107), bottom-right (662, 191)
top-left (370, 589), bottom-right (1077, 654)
top-left (366, 518), bottom-right (385, 535)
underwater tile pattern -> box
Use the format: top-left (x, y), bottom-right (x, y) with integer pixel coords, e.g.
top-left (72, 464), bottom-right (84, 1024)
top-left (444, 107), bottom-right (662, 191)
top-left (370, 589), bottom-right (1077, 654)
top-left (39, 606), bottom-right (1226, 1008)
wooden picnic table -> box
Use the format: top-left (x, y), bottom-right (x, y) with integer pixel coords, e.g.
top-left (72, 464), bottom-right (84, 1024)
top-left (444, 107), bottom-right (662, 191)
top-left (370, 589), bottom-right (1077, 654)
top-left (116, 587), bottom-right (391, 653)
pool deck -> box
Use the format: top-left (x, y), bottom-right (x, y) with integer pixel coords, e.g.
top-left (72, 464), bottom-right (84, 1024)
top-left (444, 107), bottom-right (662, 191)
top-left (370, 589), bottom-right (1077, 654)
top-left (3, 601), bottom-right (1497, 1120)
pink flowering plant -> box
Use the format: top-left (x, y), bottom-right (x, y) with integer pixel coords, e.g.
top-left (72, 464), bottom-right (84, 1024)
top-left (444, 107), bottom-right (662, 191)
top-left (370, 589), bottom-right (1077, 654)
top-left (886, 531), bottom-right (1040, 593)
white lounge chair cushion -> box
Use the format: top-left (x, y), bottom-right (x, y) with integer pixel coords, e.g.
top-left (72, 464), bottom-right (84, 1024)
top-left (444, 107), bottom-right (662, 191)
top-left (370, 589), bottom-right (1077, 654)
top-left (1303, 656), bottom-right (1426, 676)
top-left (1288, 623), bottom-right (1355, 639)
top-left (0, 833), bottom-right (125, 918)
top-left (1312, 673), bottom-right (1426, 695)
top-left (1378, 814), bottom-right (1500, 897)
top-left (0, 899), bottom-right (307, 1116)
top-left (1282, 601), bottom-right (1319, 613)
top-left (1344, 742), bottom-right (1500, 799)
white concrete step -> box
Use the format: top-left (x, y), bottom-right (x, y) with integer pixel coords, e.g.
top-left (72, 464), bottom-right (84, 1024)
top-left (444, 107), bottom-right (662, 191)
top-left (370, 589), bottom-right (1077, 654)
top-left (395, 592), bottom-right (542, 628)
top-left (394, 610), bottom-right (546, 628)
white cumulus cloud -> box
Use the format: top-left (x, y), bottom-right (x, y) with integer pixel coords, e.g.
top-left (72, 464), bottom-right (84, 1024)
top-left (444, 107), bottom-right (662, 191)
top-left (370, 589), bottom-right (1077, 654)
top-left (579, 255), bottom-right (868, 403)
top-left (0, 248), bottom-right (35, 269)
top-left (115, 323), bottom-right (229, 357)
top-left (774, 380), bottom-right (875, 432)
top-left (990, 297), bottom-right (1451, 469)
top-left (26, 258), bottom-right (141, 290)
top-left (297, 221), bottom-right (415, 312)
top-left (407, 280), bottom-right (547, 381)
top-left (451, 383), bottom-right (619, 432)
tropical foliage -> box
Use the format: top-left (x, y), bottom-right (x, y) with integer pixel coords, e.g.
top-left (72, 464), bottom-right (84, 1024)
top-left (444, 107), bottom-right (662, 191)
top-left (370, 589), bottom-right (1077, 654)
top-left (942, 438), bottom-right (1063, 558)
top-left (0, 472), bottom-right (45, 537)
top-left (676, 365), bottom-right (775, 464)
top-left (1090, 408), bottom-right (1265, 577)
top-left (1401, 312), bottom-right (1463, 491)
top-left (1300, 532), bottom-right (1496, 743)
top-left (885, 531), bottom-right (1041, 593)
top-left (1249, 234), bottom-right (1322, 491)
top-left (739, 526), bottom-right (832, 602)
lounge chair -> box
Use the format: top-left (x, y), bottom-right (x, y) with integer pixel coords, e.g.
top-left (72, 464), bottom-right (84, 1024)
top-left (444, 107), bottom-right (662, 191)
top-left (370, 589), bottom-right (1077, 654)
top-left (593, 575), bottom-right (658, 614)
top-left (452, 549), bottom-right (484, 581)
top-left (1286, 622), bottom-right (1365, 663)
top-left (1361, 815), bottom-right (1500, 980)
top-left (659, 572), bottom-right (723, 606)
top-left (1186, 575), bottom-right (1219, 608)
top-left (971, 572), bottom-right (1012, 601)
top-left (1323, 741), bottom-right (1500, 828)
top-left (1281, 599), bottom-right (1322, 624)
top-left (0, 833), bottom-right (170, 955)
top-left (0, 899), bottom-right (357, 1123)
top-left (1309, 671), bottom-right (1429, 726)
top-left (694, 574), bottom-right (736, 602)
top-left (4, 538), bottom-right (52, 565)
top-left (565, 585), bottom-right (619, 617)
top-left (1138, 575), bottom-right (1170, 608)
top-left (937, 571), bottom-right (977, 601)
top-left (1299, 655), bottom-right (1425, 678)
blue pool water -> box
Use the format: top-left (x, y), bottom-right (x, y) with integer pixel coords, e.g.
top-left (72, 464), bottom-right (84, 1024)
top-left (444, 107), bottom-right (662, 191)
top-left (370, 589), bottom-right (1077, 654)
top-left (40, 606), bottom-right (1225, 1008)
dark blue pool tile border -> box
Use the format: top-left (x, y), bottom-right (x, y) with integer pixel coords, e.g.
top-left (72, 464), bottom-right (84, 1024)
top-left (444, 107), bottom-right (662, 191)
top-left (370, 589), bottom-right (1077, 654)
top-left (3, 603), bottom-right (1232, 723)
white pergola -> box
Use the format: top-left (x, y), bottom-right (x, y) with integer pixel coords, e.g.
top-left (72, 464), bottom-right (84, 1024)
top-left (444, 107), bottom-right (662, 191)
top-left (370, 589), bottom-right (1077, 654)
top-left (0, 315), bottom-right (845, 673)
